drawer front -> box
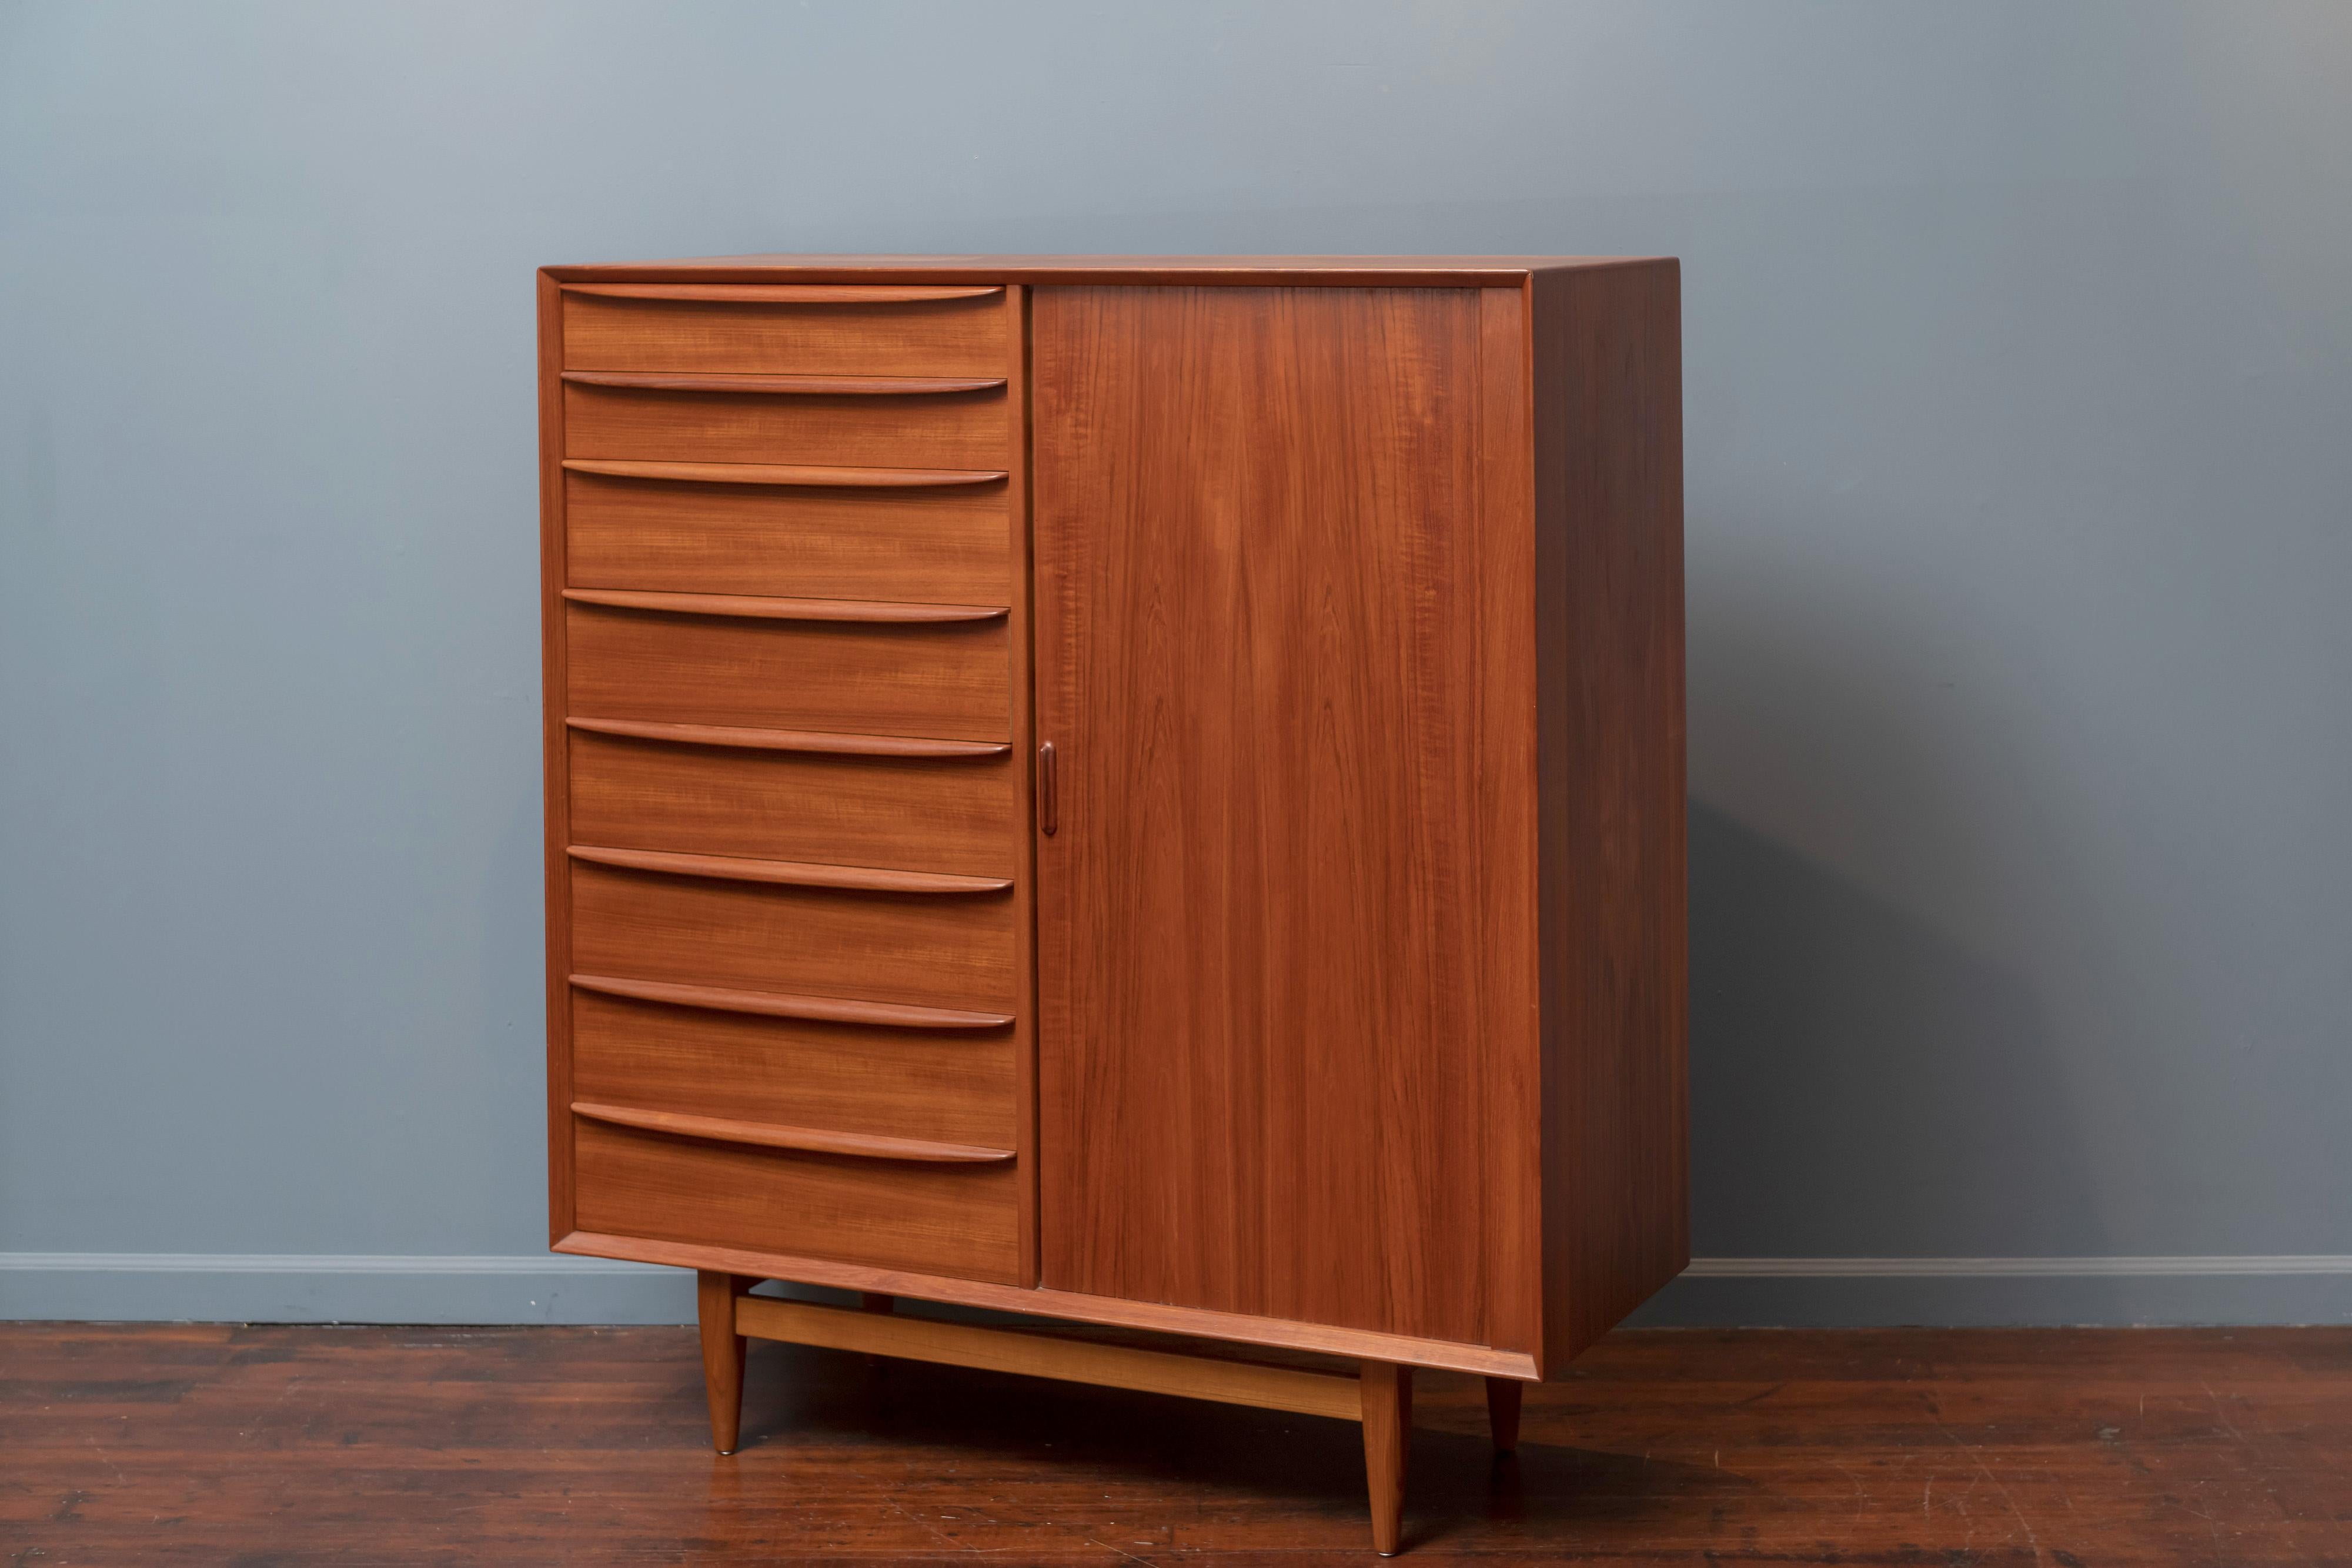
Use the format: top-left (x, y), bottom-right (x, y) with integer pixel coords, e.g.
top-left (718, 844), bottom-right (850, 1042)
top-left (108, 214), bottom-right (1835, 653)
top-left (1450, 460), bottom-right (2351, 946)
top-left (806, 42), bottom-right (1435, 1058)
top-left (563, 290), bottom-right (1005, 377)
top-left (569, 730), bottom-right (1015, 879)
top-left (570, 859), bottom-right (1018, 1014)
top-left (563, 382), bottom-right (1007, 470)
top-left (548, 277), bottom-right (1032, 1286)
top-left (572, 988), bottom-right (1015, 1149)
top-left (573, 1117), bottom-right (1021, 1283)
top-left (566, 601), bottom-right (1009, 742)
top-left (565, 470), bottom-right (1011, 605)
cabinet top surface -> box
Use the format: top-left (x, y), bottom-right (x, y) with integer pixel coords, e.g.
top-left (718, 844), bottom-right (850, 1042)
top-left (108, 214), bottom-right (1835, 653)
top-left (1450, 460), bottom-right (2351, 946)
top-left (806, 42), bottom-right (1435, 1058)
top-left (542, 255), bottom-right (1673, 288)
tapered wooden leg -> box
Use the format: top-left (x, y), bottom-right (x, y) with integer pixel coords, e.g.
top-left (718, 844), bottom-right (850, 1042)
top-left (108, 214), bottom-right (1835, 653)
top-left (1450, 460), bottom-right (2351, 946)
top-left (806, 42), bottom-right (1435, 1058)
top-left (696, 1271), bottom-right (749, 1455)
top-left (1361, 1360), bottom-right (1412, 1556)
top-left (1484, 1375), bottom-right (1522, 1454)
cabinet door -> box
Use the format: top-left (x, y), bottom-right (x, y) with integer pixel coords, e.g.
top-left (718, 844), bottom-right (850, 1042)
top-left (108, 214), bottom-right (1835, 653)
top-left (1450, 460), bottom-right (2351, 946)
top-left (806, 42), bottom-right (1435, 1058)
top-left (1031, 286), bottom-right (1541, 1350)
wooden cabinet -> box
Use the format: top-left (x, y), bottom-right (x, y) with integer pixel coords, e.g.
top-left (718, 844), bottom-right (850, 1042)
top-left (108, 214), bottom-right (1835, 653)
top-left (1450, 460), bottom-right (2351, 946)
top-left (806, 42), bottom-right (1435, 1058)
top-left (540, 256), bottom-right (1685, 1555)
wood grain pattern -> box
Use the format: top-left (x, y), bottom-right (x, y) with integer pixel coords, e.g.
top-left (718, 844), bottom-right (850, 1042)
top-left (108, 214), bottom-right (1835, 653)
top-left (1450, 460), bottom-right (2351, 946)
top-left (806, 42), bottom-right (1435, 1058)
top-left (694, 1270), bottom-right (748, 1453)
top-left (1528, 262), bottom-right (1689, 1368)
top-left (563, 289), bottom-right (1005, 376)
top-left (14, 1323), bottom-right (2346, 1564)
top-left (566, 717), bottom-right (1008, 759)
top-left (563, 380), bottom-right (1006, 469)
top-left (1031, 285), bottom-right (1540, 1352)
top-left (571, 985), bottom-right (1015, 1148)
top-left (1474, 286), bottom-right (1548, 1363)
top-left (570, 1101), bottom-right (1014, 1164)
top-left (557, 1229), bottom-right (1539, 1379)
top-left (566, 844), bottom-right (1010, 896)
top-left (566, 600), bottom-right (1008, 743)
top-left (570, 860), bottom-right (1015, 1014)
top-left (569, 727), bottom-right (1015, 878)
top-left (562, 369), bottom-right (1005, 395)
top-left (562, 459), bottom-right (1006, 488)
top-left (561, 588), bottom-right (1005, 623)
top-left (733, 1296), bottom-right (1367, 1423)
top-left (564, 469), bottom-right (1011, 604)
top-left (534, 258), bottom-right (1686, 1542)
top-left (569, 974), bottom-right (1012, 1032)
top-left (1361, 1361), bottom-right (1413, 1555)
top-left (1000, 283), bottom-right (1042, 1287)
top-left (573, 1118), bottom-right (1020, 1283)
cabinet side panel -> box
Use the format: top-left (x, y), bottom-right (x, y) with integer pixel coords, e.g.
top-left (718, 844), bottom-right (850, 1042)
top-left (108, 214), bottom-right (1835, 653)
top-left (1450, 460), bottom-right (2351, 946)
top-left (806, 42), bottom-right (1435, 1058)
top-left (1033, 285), bottom-right (1531, 1353)
top-left (540, 271), bottom-right (576, 1242)
top-left (1531, 262), bottom-right (1689, 1367)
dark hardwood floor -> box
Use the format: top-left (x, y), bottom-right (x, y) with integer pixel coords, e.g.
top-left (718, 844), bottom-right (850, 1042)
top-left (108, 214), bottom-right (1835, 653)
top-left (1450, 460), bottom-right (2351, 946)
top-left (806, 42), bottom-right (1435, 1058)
top-left (4, 1320), bottom-right (2347, 1564)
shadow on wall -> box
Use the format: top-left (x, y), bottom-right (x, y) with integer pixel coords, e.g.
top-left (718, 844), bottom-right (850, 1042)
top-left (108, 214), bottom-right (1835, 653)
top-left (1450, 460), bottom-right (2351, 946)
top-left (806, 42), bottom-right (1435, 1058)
top-left (1666, 528), bottom-right (2123, 1278)
top-left (1683, 803), bottom-right (2073, 1261)
top-left (1647, 799), bottom-right (2199, 1324)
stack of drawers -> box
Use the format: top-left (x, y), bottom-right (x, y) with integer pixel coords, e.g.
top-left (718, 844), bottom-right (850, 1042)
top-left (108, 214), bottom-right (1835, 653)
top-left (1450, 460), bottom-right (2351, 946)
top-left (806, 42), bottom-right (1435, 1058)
top-left (544, 282), bottom-right (1029, 1286)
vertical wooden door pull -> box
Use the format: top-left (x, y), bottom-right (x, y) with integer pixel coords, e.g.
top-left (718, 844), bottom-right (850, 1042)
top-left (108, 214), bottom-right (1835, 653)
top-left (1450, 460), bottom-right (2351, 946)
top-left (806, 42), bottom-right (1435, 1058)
top-left (1037, 742), bottom-right (1058, 837)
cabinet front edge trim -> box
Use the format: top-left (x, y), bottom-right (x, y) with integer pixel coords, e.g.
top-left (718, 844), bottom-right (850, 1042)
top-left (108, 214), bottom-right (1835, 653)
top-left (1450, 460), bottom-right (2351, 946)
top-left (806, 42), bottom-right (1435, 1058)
top-left (553, 1231), bottom-right (1544, 1379)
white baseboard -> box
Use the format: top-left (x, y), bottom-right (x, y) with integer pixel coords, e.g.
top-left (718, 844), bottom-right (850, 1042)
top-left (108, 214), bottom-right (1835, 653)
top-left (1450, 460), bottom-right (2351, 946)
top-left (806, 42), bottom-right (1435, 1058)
top-left (1638, 1253), bottom-right (2352, 1328)
top-left (0, 1251), bottom-right (694, 1324)
top-left (4, 1252), bottom-right (2348, 1327)
top-left (2, 1252), bottom-right (673, 1275)
top-left (1682, 1254), bottom-right (2352, 1278)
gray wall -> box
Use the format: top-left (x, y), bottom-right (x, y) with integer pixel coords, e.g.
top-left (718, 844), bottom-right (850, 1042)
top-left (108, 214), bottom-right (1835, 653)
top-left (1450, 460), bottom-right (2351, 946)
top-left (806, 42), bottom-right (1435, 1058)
top-left (3, 1), bottom-right (2347, 1327)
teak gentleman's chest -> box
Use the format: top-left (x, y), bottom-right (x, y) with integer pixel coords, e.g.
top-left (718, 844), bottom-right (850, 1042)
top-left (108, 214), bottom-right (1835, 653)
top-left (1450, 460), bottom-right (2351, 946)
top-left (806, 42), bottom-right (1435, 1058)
top-left (539, 256), bottom-right (1686, 1553)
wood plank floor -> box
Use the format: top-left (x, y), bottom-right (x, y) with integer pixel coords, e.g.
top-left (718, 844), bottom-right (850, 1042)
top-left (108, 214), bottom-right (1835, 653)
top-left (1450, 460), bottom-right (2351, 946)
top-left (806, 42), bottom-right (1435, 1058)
top-left (4, 1320), bottom-right (2347, 1564)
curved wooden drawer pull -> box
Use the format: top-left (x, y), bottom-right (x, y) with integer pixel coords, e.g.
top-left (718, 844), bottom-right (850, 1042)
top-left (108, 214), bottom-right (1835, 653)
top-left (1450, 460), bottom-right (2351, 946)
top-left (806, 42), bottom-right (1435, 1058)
top-left (569, 844), bottom-right (1012, 895)
top-left (571, 973), bottom-right (1011, 1030)
top-left (563, 588), bottom-right (1008, 624)
top-left (563, 458), bottom-right (1007, 489)
top-left (565, 718), bottom-right (1011, 760)
top-left (564, 283), bottom-right (1003, 304)
top-left (572, 1101), bottom-right (1015, 1165)
top-left (561, 370), bottom-right (1007, 396)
